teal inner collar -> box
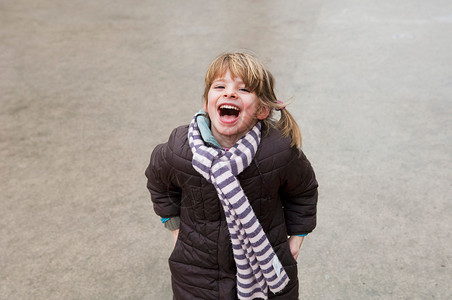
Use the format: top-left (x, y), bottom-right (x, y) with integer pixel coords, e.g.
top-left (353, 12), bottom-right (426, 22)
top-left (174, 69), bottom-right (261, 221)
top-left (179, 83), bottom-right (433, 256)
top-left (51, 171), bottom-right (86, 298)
top-left (195, 110), bottom-right (222, 149)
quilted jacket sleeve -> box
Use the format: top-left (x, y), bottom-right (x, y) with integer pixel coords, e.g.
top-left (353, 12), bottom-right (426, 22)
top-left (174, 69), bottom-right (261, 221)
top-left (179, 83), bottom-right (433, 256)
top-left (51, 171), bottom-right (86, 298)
top-left (280, 148), bottom-right (318, 236)
top-left (145, 129), bottom-right (182, 218)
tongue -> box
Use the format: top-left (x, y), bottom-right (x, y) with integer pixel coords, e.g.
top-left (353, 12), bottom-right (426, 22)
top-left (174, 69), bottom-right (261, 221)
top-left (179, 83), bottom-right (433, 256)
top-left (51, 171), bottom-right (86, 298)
top-left (220, 114), bottom-right (238, 122)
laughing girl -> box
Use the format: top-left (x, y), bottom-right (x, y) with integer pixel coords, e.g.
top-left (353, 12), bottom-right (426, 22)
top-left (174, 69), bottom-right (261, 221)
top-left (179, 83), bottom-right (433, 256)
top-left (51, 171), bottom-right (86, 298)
top-left (145, 52), bottom-right (318, 300)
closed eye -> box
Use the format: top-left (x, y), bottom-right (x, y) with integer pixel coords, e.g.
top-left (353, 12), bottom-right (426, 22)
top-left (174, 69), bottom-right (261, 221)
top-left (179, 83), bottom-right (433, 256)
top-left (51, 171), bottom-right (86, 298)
top-left (239, 88), bottom-right (250, 92)
top-left (214, 85), bottom-right (225, 89)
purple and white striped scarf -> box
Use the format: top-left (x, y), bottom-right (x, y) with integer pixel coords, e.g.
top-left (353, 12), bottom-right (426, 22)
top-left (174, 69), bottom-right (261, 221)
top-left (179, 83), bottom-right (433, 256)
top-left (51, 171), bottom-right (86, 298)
top-left (188, 114), bottom-right (289, 299)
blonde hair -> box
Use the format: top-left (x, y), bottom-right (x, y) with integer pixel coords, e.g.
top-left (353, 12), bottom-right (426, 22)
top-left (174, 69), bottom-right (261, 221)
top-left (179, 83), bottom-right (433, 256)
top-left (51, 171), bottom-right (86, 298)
top-left (203, 51), bottom-right (302, 148)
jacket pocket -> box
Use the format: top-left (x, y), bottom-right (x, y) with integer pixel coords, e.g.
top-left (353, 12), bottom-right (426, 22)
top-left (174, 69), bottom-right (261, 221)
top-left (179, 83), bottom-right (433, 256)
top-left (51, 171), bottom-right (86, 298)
top-left (169, 228), bottom-right (182, 262)
top-left (273, 237), bottom-right (298, 267)
top-left (284, 239), bottom-right (298, 266)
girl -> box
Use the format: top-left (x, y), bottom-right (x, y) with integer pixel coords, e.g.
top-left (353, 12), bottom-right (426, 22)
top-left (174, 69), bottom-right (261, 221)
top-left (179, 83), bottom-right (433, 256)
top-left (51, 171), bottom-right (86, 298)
top-left (145, 52), bottom-right (318, 300)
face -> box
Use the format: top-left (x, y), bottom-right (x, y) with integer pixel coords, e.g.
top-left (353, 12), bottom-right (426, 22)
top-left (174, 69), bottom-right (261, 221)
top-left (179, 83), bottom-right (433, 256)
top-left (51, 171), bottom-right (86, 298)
top-left (204, 69), bottom-right (269, 147)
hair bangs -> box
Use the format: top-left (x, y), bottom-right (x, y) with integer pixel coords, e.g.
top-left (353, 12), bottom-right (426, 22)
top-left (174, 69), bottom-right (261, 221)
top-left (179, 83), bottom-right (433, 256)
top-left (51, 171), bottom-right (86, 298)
top-left (227, 55), bottom-right (264, 95)
top-left (205, 53), bottom-right (264, 96)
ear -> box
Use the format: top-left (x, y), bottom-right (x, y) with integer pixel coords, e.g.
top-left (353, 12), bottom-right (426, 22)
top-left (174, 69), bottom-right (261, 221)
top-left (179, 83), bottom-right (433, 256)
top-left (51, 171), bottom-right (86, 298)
top-left (203, 100), bottom-right (208, 112)
top-left (256, 105), bottom-right (270, 120)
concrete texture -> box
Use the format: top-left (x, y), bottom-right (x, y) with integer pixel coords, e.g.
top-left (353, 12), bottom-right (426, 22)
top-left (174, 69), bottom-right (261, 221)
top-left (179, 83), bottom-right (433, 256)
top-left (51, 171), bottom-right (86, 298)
top-left (1, 0), bottom-right (451, 299)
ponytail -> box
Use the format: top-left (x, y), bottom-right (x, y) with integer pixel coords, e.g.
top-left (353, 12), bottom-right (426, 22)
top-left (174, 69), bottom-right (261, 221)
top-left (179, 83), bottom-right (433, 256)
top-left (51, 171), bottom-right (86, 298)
top-left (276, 108), bottom-right (302, 149)
top-left (260, 99), bottom-right (302, 149)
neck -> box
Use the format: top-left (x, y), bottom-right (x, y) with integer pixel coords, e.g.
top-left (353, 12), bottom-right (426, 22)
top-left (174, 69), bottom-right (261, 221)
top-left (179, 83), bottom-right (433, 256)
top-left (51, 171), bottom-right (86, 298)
top-left (213, 134), bottom-right (239, 149)
top-left (212, 121), bottom-right (259, 149)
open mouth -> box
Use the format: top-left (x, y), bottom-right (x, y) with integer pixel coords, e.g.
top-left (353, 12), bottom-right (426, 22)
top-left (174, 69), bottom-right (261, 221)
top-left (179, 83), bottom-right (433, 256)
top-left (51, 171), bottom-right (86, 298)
top-left (218, 104), bottom-right (240, 122)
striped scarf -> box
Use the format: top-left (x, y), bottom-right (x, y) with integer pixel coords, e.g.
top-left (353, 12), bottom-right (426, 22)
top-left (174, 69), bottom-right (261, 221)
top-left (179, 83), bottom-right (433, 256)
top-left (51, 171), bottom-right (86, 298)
top-left (188, 114), bottom-right (289, 300)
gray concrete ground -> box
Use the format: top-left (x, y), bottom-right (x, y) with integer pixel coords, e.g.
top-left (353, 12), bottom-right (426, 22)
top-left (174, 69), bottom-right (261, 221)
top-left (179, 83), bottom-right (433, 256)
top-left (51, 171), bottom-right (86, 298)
top-left (1, 0), bottom-right (451, 299)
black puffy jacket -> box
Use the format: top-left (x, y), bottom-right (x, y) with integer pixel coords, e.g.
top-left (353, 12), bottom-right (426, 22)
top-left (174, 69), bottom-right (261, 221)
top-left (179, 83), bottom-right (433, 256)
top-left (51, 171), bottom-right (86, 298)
top-left (146, 124), bottom-right (318, 299)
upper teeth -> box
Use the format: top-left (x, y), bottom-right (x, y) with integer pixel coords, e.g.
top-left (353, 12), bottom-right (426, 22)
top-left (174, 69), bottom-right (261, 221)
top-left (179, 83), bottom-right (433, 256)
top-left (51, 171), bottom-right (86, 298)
top-left (220, 105), bottom-right (239, 110)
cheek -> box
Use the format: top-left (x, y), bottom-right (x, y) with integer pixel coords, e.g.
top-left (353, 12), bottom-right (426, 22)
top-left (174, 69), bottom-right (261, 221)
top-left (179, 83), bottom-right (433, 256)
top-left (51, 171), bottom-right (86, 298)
top-left (206, 99), bottom-right (214, 109)
top-left (204, 93), bottom-right (212, 111)
top-left (204, 97), bottom-right (217, 115)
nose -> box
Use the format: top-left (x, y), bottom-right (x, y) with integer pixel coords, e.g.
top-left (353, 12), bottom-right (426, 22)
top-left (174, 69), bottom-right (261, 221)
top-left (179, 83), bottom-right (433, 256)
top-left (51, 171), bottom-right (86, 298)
top-left (223, 88), bottom-right (237, 99)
